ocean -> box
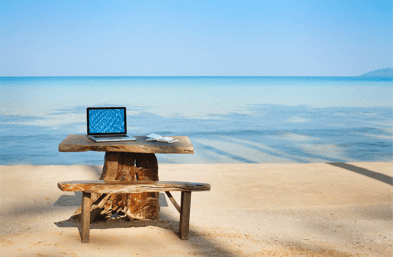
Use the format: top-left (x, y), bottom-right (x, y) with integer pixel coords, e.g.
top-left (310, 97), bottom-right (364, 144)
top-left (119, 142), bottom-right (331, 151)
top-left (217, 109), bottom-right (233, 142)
top-left (0, 76), bottom-right (392, 165)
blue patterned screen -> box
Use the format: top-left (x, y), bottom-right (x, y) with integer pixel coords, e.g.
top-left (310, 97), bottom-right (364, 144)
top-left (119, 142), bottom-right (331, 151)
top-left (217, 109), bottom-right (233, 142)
top-left (88, 108), bottom-right (125, 134)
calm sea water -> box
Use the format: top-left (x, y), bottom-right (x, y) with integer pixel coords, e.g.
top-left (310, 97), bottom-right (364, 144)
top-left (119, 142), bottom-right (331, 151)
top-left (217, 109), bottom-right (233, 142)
top-left (0, 76), bottom-right (392, 165)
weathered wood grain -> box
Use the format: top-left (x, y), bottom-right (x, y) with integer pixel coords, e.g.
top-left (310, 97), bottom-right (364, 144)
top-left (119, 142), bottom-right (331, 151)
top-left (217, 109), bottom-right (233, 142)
top-left (81, 192), bottom-right (91, 243)
top-left (58, 180), bottom-right (211, 193)
top-left (179, 191), bottom-right (191, 240)
top-left (59, 135), bottom-right (194, 154)
top-left (102, 152), bottom-right (121, 180)
top-left (130, 153), bottom-right (159, 219)
top-left (69, 152), bottom-right (161, 221)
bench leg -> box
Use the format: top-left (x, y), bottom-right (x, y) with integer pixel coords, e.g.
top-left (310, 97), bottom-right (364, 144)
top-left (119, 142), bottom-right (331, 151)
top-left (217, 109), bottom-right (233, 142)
top-left (179, 191), bottom-right (191, 240)
top-left (81, 192), bottom-right (91, 243)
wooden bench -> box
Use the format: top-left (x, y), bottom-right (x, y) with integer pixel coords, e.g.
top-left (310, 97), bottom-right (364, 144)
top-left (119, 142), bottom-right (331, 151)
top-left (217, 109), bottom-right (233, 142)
top-left (58, 180), bottom-right (211, 243)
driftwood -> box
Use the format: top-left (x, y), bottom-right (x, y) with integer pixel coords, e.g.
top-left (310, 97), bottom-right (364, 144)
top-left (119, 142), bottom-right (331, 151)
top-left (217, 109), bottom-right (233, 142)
top-left (58, 181), bottom-right (212, 193)
top-left (59, 135), bottom-right (194, 154)
top-left (58, 135), bottom-right (195, 222)
top-left (69, 152), bottom-right (160, 221)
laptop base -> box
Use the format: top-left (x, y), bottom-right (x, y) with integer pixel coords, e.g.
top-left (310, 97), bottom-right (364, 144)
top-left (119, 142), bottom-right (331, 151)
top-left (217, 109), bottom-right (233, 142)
top-left (87, 135), bottom-right (137, 143)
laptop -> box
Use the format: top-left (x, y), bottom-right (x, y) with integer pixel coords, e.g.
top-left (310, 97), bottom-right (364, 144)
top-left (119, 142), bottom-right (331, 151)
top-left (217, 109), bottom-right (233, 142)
top-left (86, 107), bottom-right (137, 142)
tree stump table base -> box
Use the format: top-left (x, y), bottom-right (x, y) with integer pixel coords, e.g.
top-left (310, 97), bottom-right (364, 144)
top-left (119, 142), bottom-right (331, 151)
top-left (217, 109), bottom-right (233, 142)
top-left (69, 152), bottom-right (160, 222)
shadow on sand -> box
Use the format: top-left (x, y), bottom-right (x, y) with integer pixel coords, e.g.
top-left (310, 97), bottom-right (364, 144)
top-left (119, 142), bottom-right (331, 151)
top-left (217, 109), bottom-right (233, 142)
top-left (327, 162), bottom-right (392, 186)
top-left (54, 211), bottom-right (237, 256)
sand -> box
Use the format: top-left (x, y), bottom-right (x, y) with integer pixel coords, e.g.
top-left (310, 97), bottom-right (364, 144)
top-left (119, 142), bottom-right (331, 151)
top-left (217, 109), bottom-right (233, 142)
top-left (1, 162), bottom-right (392, 256)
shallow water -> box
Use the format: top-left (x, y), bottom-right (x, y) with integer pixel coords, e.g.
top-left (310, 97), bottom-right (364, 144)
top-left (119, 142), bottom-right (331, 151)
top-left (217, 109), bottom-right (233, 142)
top-left (1, 76), bottom-right (392, 165)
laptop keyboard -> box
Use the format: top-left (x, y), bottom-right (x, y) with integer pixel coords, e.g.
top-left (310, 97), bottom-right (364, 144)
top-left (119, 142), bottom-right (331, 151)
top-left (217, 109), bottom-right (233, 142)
top-left (93, 135), bottom-right (128, 138)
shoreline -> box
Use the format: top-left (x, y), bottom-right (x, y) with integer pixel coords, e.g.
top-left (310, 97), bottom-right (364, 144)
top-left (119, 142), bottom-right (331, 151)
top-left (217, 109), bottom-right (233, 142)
top-left (1, 162), bottom-right (392, 256)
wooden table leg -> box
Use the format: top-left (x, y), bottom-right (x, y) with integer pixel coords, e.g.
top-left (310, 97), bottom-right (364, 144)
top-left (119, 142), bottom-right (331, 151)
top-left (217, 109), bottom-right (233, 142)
top-left (70, 151), bottom-right (160, 222)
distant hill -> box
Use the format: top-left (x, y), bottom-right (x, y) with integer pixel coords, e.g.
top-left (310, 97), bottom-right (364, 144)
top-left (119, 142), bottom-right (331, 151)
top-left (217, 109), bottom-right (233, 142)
top-left (360, 68), bottom-right (393, 77)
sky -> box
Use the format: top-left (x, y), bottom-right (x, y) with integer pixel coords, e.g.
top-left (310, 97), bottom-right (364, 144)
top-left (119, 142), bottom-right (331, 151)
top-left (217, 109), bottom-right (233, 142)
top-left (0, 0), bottom-right (392, 77)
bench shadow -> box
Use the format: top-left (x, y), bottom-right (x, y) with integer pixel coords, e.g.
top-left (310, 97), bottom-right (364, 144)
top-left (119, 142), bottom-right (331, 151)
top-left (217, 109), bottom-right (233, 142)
top-left (55, 212), bottom-right (176, 231)
top-left (54, 211), bottom-right (236, 256)
top-left (327, 162), bottom-right (392, 186)
top-left (54, 192), bottom-right (235, 256)
top-left (53, 192), bottom-right (82, 206)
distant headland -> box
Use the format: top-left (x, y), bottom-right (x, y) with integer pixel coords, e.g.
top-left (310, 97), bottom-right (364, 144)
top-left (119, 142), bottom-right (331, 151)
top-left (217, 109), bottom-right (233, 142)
top-left (360, 68), bottom-right (393, 77)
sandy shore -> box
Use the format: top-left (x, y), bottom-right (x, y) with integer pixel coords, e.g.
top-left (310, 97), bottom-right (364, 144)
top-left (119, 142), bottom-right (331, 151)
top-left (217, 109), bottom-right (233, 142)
top-left (1, 162), bottom-right (392, 256)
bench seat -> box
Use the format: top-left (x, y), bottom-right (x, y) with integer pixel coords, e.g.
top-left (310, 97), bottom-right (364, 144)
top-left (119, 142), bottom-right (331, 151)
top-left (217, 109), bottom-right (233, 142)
top-left (58, 180), bottom-right (211, 243)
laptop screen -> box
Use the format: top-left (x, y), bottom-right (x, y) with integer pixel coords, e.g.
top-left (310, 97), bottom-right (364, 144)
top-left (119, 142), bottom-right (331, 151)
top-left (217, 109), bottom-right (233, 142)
top-left (87, 107), bottom-right (127, 135)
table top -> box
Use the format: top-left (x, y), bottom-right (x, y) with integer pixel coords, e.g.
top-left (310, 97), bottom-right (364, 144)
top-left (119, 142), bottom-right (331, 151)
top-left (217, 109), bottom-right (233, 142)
top-left (59, 135), bottom-right (194, 154)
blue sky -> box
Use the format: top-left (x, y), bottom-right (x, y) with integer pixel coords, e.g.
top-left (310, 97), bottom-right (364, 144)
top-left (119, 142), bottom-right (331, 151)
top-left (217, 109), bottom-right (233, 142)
top-left (0, 0), bottom-right (391, 76)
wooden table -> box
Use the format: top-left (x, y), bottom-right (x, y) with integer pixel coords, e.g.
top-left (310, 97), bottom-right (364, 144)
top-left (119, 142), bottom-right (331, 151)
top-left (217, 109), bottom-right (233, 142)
top-left (59, 135), bottom-right (194, 222)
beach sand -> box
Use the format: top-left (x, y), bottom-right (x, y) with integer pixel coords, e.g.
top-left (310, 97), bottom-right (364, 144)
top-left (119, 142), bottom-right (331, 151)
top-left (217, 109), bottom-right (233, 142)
top-left (1, 162), bottom-right (392, 256)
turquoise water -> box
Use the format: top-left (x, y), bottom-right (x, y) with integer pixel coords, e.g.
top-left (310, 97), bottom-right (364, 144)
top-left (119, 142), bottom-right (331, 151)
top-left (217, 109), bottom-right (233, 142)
top-left (0, 76), bottom-right (392, 165)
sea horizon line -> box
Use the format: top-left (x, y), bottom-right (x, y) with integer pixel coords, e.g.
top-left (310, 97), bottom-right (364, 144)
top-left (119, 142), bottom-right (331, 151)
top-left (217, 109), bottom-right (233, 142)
top-left (1, 75), bottom-right (392, 78)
